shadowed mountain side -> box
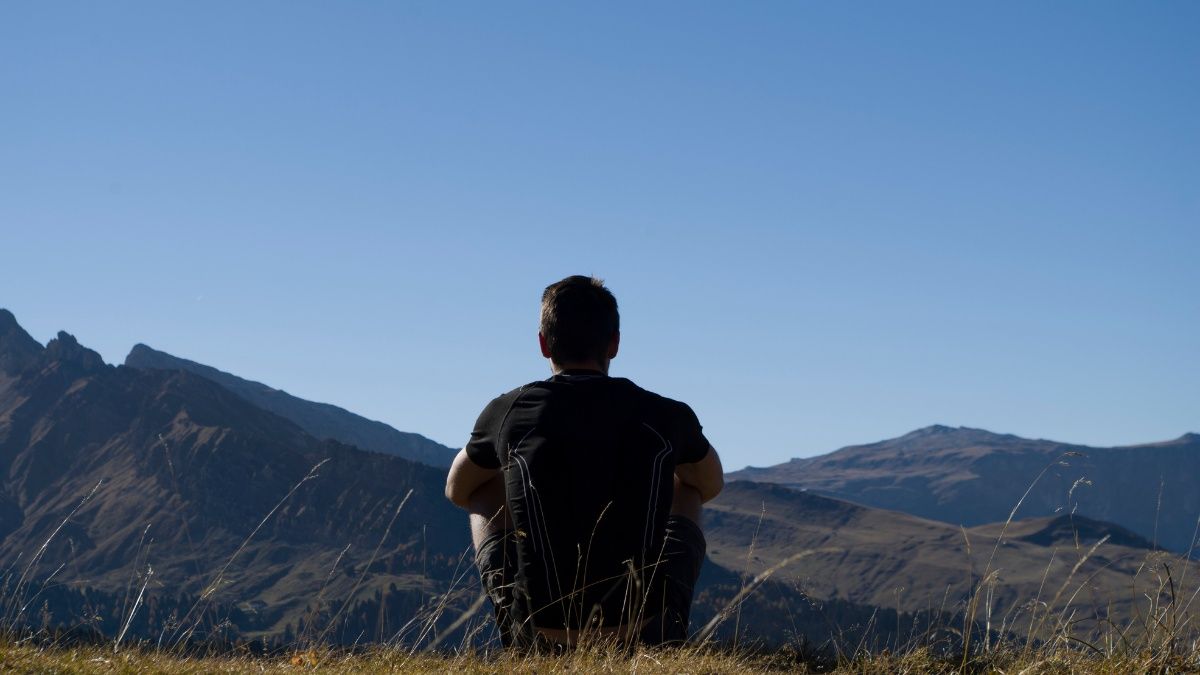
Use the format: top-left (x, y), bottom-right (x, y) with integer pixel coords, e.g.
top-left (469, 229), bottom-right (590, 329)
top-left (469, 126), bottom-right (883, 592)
top-left (703, 481), bottom-right (1190, 629)
top-left (728, 425), bottom-right (1200, 553)
top-left (125, 343), bottom-right (456, 468)
top-left (970, 513), bottom-right (1155, 550)
top-left (0, 326), bottom-right (472, 642)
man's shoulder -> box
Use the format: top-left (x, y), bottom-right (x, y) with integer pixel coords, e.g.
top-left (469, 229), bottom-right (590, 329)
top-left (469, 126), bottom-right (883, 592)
top-left (609, 378), bottom-right (697, 417)
top-left (611, 380), bottom-right (706, 458)
top-left (477, 381), bottom-right (542, 410)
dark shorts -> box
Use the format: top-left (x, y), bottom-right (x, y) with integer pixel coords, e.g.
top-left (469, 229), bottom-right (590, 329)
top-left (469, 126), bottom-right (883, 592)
top-left (476, 514), bottom-right (706, 648)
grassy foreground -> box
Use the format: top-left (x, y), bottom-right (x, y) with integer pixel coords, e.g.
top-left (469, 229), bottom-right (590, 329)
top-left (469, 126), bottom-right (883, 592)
top-left (2, 640), bottom-right (1199, 674)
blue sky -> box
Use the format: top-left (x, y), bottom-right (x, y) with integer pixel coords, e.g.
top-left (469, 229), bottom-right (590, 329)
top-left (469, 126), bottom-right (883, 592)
top-left (2, 2), bottom-right (1196, 470)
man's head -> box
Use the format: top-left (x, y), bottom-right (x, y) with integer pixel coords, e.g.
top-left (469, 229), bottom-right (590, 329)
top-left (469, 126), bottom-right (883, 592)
top-left (539, 275), bottom-right (620, 372)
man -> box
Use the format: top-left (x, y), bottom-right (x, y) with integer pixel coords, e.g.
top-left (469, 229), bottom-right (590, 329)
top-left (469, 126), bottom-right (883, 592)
top-left (444, 275), bottom-right (723, 648)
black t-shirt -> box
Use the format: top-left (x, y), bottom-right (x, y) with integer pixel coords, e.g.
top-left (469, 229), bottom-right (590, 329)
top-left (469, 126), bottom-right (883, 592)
top-left (465, 370), bottom-right (710, 630)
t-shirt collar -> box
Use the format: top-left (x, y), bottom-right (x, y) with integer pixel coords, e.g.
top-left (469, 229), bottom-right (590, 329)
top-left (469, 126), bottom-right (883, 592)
top-left (551, 368), bottom-right (608, 380)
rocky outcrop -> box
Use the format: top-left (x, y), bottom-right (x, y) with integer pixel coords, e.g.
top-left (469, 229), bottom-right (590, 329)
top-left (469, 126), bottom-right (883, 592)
top-left (0, 309), bottom-right (43, 377)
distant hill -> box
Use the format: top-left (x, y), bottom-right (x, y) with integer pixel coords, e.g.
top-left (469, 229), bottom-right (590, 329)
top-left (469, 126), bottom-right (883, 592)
top-left (970, 512), bottom-right (1154, 550)
top-left (125, 343), bottom-right (457, 468)
top-left (704, 480), bottom-right (1179, 627)
top-left (729, 424), bottom-right (1200, 553)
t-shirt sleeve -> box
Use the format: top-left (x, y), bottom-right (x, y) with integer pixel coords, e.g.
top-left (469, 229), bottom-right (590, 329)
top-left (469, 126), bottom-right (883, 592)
top-left (464, 395), bottom-right (509, 470)
top-left (671, 401), bottom-right (711, 464)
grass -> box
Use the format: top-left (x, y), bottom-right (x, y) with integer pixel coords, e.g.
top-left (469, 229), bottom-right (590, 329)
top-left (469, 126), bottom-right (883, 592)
top-left (2, 638), bottom-right (1200, 674)
top-left (4, 641), bottom-right (782, 674)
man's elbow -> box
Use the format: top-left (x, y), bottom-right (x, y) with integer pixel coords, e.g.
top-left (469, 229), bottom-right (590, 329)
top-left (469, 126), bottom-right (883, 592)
top-left (700, 473), bottom-right (724, 503)
top-left (445, 448), bottom-right (488, 509)
top-left (445, 478), bottom-right (470, 509)
top-left (693, 445), bottom-right (724, 502)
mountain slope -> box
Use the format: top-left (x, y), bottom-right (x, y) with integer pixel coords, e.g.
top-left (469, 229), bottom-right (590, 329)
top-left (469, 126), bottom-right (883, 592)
top-left (729, 425), bottom-right (1200, 553)
top-left (704, 480), bottom-right (1186, 630)
top-left (0, 319), bottom-right (469, 643)
top-left (124, 343), bottom-right (456, 468)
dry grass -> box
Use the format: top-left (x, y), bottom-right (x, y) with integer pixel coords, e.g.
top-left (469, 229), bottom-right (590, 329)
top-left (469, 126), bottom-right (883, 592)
top-left (0, 640), bottom-right (798, 674)
top-left (3, 639), bottom-right (1200, 674)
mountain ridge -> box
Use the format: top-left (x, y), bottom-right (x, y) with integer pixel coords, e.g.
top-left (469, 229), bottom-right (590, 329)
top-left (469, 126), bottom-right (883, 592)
top-left (124, 343), bottom-right (456, 468)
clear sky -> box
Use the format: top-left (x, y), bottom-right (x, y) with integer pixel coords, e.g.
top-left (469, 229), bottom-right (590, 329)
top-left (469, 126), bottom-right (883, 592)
top-left (2, 2), bottom-right (1196, 470)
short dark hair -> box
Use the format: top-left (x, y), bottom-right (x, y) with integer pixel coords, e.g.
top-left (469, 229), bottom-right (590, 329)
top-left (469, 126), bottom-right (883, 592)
top-left (540, 275), bottom-right (619, 365)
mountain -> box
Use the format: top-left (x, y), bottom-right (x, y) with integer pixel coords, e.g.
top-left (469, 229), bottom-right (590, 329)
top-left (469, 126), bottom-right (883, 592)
top-left (729, 425), bottom-right (1200, 553)
top-left (124, 343), bottom-right (456, 468)
top-left (0, 315), bottom-right (470, 644)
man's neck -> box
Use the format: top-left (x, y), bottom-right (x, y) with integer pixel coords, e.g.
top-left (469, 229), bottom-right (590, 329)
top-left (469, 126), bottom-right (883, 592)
top-left (550, 360), bottom-right (609, 375)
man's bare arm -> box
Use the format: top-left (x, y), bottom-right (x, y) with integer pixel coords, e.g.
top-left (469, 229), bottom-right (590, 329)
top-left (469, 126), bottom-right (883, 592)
top-left (445, 448), bottom-right (500, 508)
top-left (675, 445), bottom-right (724, 503)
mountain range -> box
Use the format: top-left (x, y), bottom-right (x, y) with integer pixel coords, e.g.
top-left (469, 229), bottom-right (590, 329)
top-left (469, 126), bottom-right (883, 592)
top-left (729, 424), bottom-right (1200, 554)
top-left (0, 307), bottom-right (1193, 648)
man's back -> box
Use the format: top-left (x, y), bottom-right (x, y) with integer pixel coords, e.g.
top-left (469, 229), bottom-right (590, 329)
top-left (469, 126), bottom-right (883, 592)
top-left (444, 275), bottom-right (722, 647)
top-left (465, 370), bottom-right (710, 630)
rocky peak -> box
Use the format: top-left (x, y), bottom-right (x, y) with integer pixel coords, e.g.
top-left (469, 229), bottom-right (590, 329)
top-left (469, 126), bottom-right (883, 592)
top-left (883, 425), bottom-right (1019, 454)
top-left (126, 343), bottom-right (155, 362)
top-left (910, 424), bottom-right (956, 436)
top-left (43, 331), bottom-right (107, 372)
top-left (0, 309), bottom-right (45, 376)
top-left (125, 343), bottom-right (190, 371)
top-left (897, 424), bottom-right (978, 442)
top-left (899, 424), bottom-right (1010, 441)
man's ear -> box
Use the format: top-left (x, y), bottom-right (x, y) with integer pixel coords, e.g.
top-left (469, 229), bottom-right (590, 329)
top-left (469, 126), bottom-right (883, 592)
top-left (538, 332), bottom-right (552, 359)
top-left (608, 331), bottom-right (620, 360)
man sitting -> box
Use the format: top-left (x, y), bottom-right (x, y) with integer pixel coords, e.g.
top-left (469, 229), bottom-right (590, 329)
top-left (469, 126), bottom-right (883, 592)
top-left (445, 275), bottom-right (723, 648)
